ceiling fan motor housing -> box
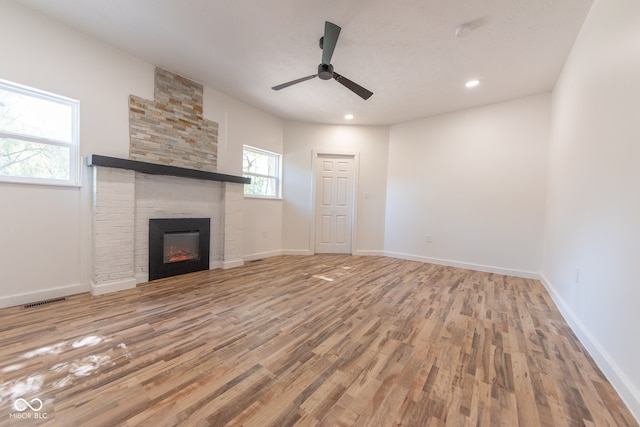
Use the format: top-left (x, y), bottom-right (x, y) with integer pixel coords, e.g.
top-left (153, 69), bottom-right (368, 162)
top-left (271, 21), bottom-right (372, 100)
top-left (318, 63), bottom-right (334, 80)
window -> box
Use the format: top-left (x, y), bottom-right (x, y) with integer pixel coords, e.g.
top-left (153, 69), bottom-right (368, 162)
top-left (242, 145), bottom-right (281, 198)
top-left (0, 79), bottom-right (80, 186)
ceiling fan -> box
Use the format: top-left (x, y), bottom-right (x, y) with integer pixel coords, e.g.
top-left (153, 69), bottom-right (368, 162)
top-left (271, 21), bottom-right (373, 100)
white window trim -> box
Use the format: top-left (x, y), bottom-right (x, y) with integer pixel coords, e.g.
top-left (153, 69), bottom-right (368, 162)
top-left (242, 145), bottom-right (282, 199)
top-left (0, 79), bottom-right (81, 187)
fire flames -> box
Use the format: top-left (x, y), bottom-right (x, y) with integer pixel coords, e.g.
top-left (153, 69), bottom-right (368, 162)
top-left (164, 246), bottom-right (197, 263)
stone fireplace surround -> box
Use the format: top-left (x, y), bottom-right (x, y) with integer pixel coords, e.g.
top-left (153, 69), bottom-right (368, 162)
top-left (86, 67), bottom-right (241, 296)
top-left (89, 155), bottom-right (249, 295)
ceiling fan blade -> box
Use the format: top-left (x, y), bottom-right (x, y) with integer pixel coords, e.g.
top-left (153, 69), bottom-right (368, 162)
top-left (322, 21), bottom-right (341, 65)
top-left (271, 74), bottom-right (318, 91)
top-left (333, 72), bottom-right (373, 100)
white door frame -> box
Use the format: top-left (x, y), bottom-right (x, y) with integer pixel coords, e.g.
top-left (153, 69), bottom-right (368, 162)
top-left (310, 149), bottom-right (360, 255)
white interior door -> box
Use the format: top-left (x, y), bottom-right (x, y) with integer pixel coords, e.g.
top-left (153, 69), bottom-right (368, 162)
top-left (315, 155), bottom-right (355, 254)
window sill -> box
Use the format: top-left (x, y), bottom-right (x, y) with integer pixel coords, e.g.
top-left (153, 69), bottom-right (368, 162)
top-left (244, 195), bottom-right (282, 201)
top-left (0, 177), bottom-right (82, 188)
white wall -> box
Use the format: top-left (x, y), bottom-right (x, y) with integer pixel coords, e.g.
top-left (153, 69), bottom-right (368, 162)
top-left (282, 122), bottom-right (389, 255)
top-left (203, 87), bottom-right (284, 261)
top-left (542, 0), bottom-right (640, 418)
top-left (0, 1), bottom-right (152, 307)
top-left (385, 94), bottom-right (550, 277)
top-left (0, 2), bottom-right (283, 306)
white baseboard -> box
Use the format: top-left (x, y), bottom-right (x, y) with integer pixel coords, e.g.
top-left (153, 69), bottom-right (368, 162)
top-left (383, 251), bottom-right (541, 279)
top-left (353, 250), bottom-right (385, 256)
top-left (282, 249), bottom-right (314, 256)
top-left (282, 249), bottom-right (384, 257)
top-left (210, 260), bottom-right (224, 270)
top-left (540, 274), bottom-right (640, 422)
top-left (90, 277), bottom-right (136, 295)
top-left (223, 259), bottom-right (244, 269)
top-left (0, 283), bottom-right (89, 309)
top-left (135, 273), bottom-right (149, 285)
top-left (244, 250), bottom-right (282, 262)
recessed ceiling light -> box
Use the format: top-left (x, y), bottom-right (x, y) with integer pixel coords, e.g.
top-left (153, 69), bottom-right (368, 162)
top-left (344, 114), bottom-right (354, 120)
top-left (465, 80), bottom-right (480, 88)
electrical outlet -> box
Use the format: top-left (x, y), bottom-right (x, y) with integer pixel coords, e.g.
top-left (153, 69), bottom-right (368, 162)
top-left (426, 235), bottom-right (431, 243)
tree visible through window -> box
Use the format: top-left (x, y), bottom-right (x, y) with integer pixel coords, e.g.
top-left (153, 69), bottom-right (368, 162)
top-left (0, 79), bottom-right (80, 186)
top-left (242, 146), bottom-right (281, 198)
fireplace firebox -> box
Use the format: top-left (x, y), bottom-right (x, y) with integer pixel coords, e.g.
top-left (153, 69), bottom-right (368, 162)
top-left (149, 218), bottom-right (210, 281)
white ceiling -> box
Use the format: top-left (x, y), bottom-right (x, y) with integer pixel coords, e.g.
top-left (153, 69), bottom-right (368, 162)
top-left (15, 0), bottom-right (593, 126)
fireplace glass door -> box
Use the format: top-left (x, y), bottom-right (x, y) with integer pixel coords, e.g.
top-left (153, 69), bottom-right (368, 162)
top-left (163, 231), bottom-right (200, 263)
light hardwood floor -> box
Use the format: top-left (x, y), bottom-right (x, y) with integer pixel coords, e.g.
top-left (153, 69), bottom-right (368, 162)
top-left (0, 255), bottom-right (637, 426)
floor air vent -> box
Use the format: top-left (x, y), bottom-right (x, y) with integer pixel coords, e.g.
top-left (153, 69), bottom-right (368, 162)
top-left (23, 297), bottom-right (67, 309)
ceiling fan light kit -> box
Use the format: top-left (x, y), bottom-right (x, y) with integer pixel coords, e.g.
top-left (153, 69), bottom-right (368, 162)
top-left (272, 21), bottom-right (373, 100)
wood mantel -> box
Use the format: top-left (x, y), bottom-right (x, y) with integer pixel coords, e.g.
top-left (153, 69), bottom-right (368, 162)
top-left (87, 154), bottom-right (250, 184)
